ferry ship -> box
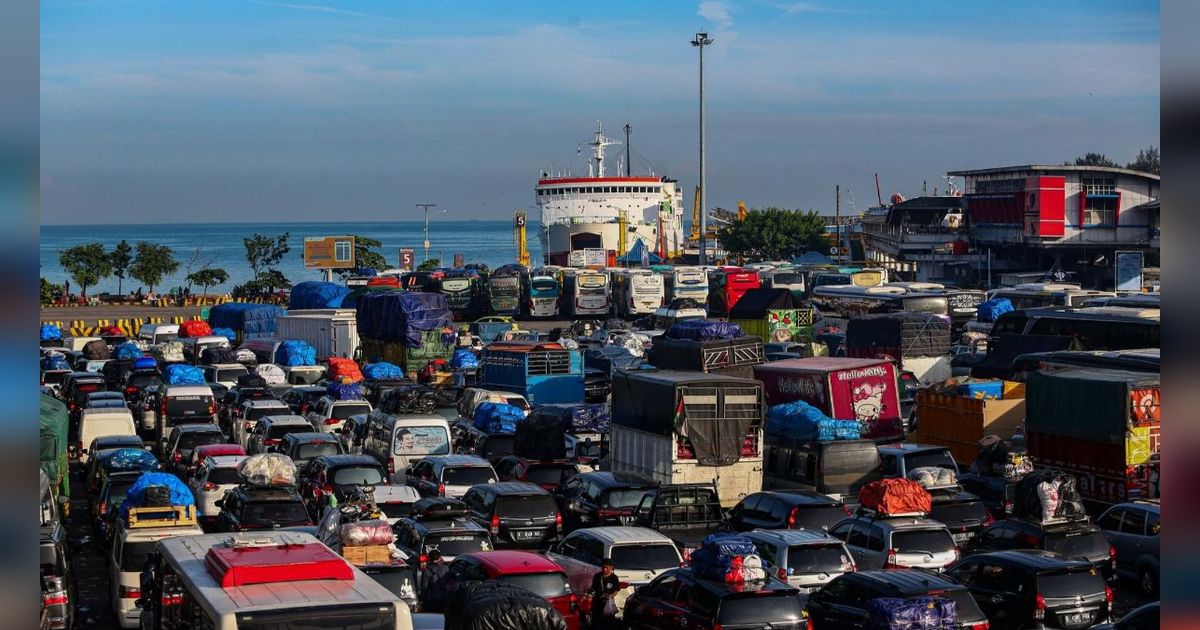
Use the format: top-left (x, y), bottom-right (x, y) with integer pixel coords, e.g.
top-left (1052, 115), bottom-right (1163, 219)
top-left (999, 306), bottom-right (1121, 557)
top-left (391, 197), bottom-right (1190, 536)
top-left (536, 122), bottom-right (686, 265)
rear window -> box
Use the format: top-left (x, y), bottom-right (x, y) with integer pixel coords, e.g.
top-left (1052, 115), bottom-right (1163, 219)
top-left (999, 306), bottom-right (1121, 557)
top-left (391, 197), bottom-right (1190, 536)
top-left (525, 465), bottom-right (577, 487)
top-left (166, 395), bottom-right (213, 417)
top-left (296, 442), bottom-right (342, 460)
top-left (1045, 529), bottom-right (1110, 559)
top-left (289, 370), bottom-right (324, 385)
top-left (480, 434), bottom-right (514, 457)
top-left (792, 505), bottom-right (849, 531)
top-left (332, 466), bottom-right (386, 486)
top-left (246, 406), bottom-right (287, 421)
top-left (718, 592), bottom-right (807, 625)
top-left (207, 467), bottom-right (241, 485)
top-left (939, 590), bottom-right (986, 621)
top-left (930, 501), bottom-right (991, 527)
top-left (128, 373), bottom-right (161, 389)
top-left (179, 432), bottom-right (225, 451)
top-left (392, 426), bottom-right (451, 456)
top-left (609, 544), bottom-right (681, 571)
top-left (443, 466), bottom-right (495, 486)
top-left (602, 487), bottom-right (656, 509)
top-left (496, 495), bottom-right (557, 519)
top-left (425, 533), bottom-right (492, 556)
top-left (378, 502), bottom-right (413, 519)
top-left (242, 500), bottom-right (310, 527)
top-left (42, 371), bottom-right (67, 385)
top-left (120, 540), bottom-right (160, 571)
top-left (499, 572), bottom-right (569, 598)
top-left (216, 367), bottom-right (248, 382)
top-left (1037, 569), bottom-right (1107, 598)
top-left (904, 450), bottom-right (958, 473)
top-left (105, 481), bottom-right (135, 511)
top-left (267, 424), bottom-right (312, 439)
top-left (787, 543), bottom-right (854, 574)
top-left (891, 529), bottom-right (956, 554)
top-left (331, 404), bottom-right (371, 420)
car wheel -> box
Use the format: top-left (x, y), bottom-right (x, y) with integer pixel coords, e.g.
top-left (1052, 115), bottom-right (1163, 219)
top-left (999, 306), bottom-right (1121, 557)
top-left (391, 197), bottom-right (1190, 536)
top-left (1139, 566), bottom-right (1158, 596)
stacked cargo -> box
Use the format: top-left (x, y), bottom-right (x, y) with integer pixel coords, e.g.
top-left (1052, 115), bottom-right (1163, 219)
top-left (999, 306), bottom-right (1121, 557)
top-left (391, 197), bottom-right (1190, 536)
top-left (275, 309), bottom-right (359, 360)
top-left (911, 378), bottom-right (1026, 467)
top-left (845, 312), bottom-right (952, 385)
top-left (726, 287), bottom-right (815, 346)
top-left (1025, 367), bottom-right (1160, 504)
top-left (207, 302), bottom-right (285, 341)
top-left (648, 320), bottom-right (764, 378)
top-left (355, 291), bottom-right (455, 374)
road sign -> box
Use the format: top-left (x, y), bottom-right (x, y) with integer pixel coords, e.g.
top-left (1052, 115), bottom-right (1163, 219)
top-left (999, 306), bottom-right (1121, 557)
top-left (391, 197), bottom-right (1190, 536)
top-left (1115, 250), bottom-right (1143, 293)
top-left (304, 236), bottom-right (355, 269)
top-left (399, 248), bottom-right (415, 272)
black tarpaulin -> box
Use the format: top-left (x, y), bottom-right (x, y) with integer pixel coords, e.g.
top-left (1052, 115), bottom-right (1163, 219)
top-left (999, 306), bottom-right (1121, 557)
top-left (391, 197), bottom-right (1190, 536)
top-left (445, 581), bottom-right (568, 630)
top-left (727, 288), bottom-right (802, 319)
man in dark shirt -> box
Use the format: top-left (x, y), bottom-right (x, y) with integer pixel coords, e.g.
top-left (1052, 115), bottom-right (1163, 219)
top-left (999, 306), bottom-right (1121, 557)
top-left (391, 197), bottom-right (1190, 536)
top-left (590, 558), bottom-right (621, 629)
top-left (418, 549), bottom-right (450, 613)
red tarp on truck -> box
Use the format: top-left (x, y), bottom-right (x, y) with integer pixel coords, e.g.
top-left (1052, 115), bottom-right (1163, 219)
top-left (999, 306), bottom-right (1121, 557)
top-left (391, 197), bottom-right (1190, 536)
top-left (754, 358), bottom-right (902, 442)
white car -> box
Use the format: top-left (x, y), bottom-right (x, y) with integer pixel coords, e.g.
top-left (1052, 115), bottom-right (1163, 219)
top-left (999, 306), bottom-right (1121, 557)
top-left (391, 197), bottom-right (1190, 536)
top-left (234, 399), bottom-right (291, 449)
top-left (199, 363), bottom-right (248, 390)
top-left (109, 509), bottom-right (203, 628)
top-left (546, 526), bottom-right (682, 621)
top-left (304, 396), bottom-right (373, 434)
top-left (187, 455), bottom-right (246, 526)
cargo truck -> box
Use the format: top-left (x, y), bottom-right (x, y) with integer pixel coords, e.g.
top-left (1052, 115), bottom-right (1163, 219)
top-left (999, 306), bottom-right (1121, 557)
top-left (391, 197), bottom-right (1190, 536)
top-left (478, 341), bottom-right (583, 405)
top-left (754, 358), bottom-right (904, 442)
top-left (609, 370), bottom-right (764, 507)
top-left (647, 335), bottom-right (765, 378)
top-left (357, 330), bottom-right (455, 375)
top-left (911, 388), bottom-right (1025, 466)
top-left (274, 309), bottom-right (359, 360)
top-left (1025, 367), bottom-right (1160, 506)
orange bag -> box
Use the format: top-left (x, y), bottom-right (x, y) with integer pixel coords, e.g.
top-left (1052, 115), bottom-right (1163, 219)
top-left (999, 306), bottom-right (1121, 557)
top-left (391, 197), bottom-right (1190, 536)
top-left (858, 478), bottom-right (932, 515)
top-left (327, 357), bottom-right (364, 383)
top-left (179, 319), bottom-right (213, 338)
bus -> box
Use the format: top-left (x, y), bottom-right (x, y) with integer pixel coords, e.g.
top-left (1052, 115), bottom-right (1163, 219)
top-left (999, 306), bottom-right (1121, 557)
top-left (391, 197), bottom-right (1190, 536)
top-left (990, 306), bottom-right (1160, 351)
top-left (486, 265), bottom-right (526, 317)
top-left (527, 273), bottom-right (561, 319)
top-left (664, 267), bottom-right (710, 306)
top-left (805, 268), bottom-right (888, 297)
top-left (706, 267), bottom-right (761, 316)
top-left (762, 268), bottom-right (807, 300)
top-left (437, 271), bottom-right (485, 321)
top-left (884, 283), bottom-right (985, 332)
top-left (399, 271), bottom-right (441, 292)
top-left (479, 341), bottom-right (585, 405)
top-left (987, 283), bottom-right (1114, 310)
top-left (560, 269), bottom-right (611, 317)
top-left (809, 285), bottom-right (950, 323)
top-left (611, 270), bottom-right (665, 318)
top-left (141, 531), bottom-right (412, 630)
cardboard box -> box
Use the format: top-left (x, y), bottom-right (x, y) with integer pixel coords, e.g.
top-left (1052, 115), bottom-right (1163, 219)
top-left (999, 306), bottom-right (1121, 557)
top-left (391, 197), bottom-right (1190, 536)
top-left (343, 545), bottom-right (391, 565)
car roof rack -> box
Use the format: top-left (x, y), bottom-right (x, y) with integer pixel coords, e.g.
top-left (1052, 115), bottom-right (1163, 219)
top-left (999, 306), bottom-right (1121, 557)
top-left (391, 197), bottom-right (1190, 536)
top-left (126, 505), bottom-right (198, 529)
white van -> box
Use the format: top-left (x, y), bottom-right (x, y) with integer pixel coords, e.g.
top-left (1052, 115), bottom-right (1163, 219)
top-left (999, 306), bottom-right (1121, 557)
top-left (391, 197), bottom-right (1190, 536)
top-left (236, 338), bottom-right (284, 365)
top-left (77, 408), bottom-right (137, 464)
top-left (200, 363), bottom-right (250, 389)
top-left (137, 324), bottom-right (180, 346)
top-left (61, 336), bottom-right (104, 352)
top-left (362, 414), bottom-right (453, 483)
top-left (109, 505), bottom-right (204, 628)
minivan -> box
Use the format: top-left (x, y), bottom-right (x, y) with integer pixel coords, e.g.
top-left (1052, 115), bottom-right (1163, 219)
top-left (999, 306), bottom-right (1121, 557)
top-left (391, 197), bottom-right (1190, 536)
top-left (75, 408), bottom-right (137, 465)
top-left (136, 324), bottom-right (179, 346)
top-left (184, 336), bottom-right (231, 364)
top-left (763, 438), bottom-right (882, 502)
top-left (362, 413), bottom-right (453, 482)
top-left (462, 481), bottom-right (562, 549)
top-left (152, 385), bottom-right (217, 453)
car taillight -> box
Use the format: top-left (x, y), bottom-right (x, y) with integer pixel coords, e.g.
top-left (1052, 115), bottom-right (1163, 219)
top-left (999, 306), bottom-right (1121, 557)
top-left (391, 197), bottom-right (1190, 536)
top-left (983, 512), bottom-right (995, 526)
top-left (98, 500), bottom-right (107, 515)
top-left (843, 504), bottom-right (853, 516)
top-left (1109, 545), bottom-right (1117, 561)
top-left (418, 553), bottom-right (428, 568)
top-left (43, 591), bottom-right (68, 606)
top-left (119, 586), bottom-right (141, 600)
top-left (437, 482), bottom-right (445, 496)
top-left (777, 566), bottom-right (788, 581)
top-left (387, 459), bottom-right (395, 477)
top-left (1002, 500), bottom-right (1013, 514)
top-left (160, 593), bottom-right (183, 606)
top-left (172, 452), bottom-right (182, 463)
top-left (264, 438), bottom-right (280, 446)
top-left (209, 401), bottom-right (216, 415)
top-left (969, 622), bottom-right (990, 630)
top-left (568, 592), bottom-right (578, 613)
top-left (787, 506), bottom-right (798, 528)
top-left (1034, 594), bottom-right (1046, 619)
top-left (1104, 585), bottom-right (1114, 604)
top-left (953, 546), bottom-right (962, 561)
top-left (323, 418), bottom-right (339, 425)
top-left (203, 482), bottom-right (218, 491)
top-left (491, 514), bottom-right (500, 535)
top-left (883, 548), bottom-right (901, 569)
top-left (125, 386), bottom-right (137, 394)
top-left (244, 422), bottom-right (253, 432)
top-left (323, 483), bottom-right (334, 494)
top-left (555, 512), bottom-right (563, 532)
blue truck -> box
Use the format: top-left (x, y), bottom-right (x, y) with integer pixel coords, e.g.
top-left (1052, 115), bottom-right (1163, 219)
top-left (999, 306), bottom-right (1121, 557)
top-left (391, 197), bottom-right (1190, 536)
top-left (478, 341), bottom-right (584, 405)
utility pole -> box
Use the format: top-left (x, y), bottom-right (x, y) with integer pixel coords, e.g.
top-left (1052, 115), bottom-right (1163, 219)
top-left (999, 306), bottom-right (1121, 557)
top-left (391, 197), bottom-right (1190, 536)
top-left (624, 124), bottom-right (632, 177)
top-left (416, 203), bottom-right (436, 262)
top-left (692, 32), bottom-right (713, 266)
top-left (835, 185), bottom-right (841, 262)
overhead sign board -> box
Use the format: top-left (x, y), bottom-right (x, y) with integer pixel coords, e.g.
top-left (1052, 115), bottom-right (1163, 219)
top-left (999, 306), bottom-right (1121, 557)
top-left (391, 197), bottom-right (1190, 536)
top-left (1115, 250), bottom-right (1143, 294)
top-left (399, 248), bottom-right (415, 272)
top-left (304, 236), bottom-right (355, 269)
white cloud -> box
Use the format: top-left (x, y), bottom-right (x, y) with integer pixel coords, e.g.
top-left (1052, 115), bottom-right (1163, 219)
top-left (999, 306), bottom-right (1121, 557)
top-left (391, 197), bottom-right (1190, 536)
top-left (698, 0), bottom-right (733, 29)
top-left (245, 0), bottom-right (404, 23)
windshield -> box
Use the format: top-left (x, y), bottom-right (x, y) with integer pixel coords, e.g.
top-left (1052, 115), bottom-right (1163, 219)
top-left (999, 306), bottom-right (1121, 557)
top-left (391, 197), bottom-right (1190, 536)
top-left (165, 396), bottom-right (212, 417)
top-left (393, 426), bottom-right (451, 456)
top-left (609, 544), bottom-right (680, 571)
top-left (295, 442), bottom-right (342, 460)
top-left (787, 543), bottom-right (853, 574)
top-left (179, 432), bottom-right (225, 451)
top-left (1037, 569), bottom-right (1107, 598)
top-left (330, 404), bottom-right (371, 420)
top-left (242, 500), bottom-right (310, 527)
top-left (892, 529), bottom-right (956, 554)
top-left (207, 468), bottom-right (241, 485)
top-left (216, 368), bottom-right (248, 382)
top-left (930, 501), bottom-right (990, 527)
top-left (901, 297), bottom-right (949, 315)
top-left (442, 466), bottom-right (495, 486)
top-left (236, 604), bottom-right (396, 630)
top-left (332, 466), bottom-right (386, 486)
top-left (425, 533), bottom-right (492, 556)
top-left (526, 465), bottom-right (577, 487)
top-left (1045, 530), bottom-right (1110, 559)
top-left (718, 593), bottom-right (807, 625)
top-left (905, 450), bottom-right (958, 473)
top-left (771, 273), bottom-right (805, 286)
top-left (120, 540), bottom-right (161, 571)
top-left (267, 424), bottom-right (312, 439)
top-left (792, 505), bottom-right (850, 531)
top-left (496, 495), bottom-right (557, 518)
top-left (602, 487), bottom-right (656, 509)
top-left (499, 573), bottom-right (569, 598)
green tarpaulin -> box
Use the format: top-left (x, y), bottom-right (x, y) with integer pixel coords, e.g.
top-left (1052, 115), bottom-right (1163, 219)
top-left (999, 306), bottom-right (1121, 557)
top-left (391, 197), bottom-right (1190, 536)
top-left (1026, 368), bottom-right (1159, 445)
top-left (40, 394), bottom-right (69, 496)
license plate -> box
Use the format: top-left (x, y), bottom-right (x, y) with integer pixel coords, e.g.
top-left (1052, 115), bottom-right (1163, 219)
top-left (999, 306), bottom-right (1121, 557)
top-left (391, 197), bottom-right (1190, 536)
top-left (953, 532), bottom-right (971, 542)
top-left (619, 516), bottom-right (635, 525)
top-left (1062, 613), bottom-right (1089, 627)
top-left (514, 531), bottom-right (540, 540)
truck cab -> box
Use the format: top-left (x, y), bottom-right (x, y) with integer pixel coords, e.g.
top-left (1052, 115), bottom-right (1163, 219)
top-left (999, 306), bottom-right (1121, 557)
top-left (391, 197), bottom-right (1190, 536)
top-left (632, 483), bottom-right (726, 560)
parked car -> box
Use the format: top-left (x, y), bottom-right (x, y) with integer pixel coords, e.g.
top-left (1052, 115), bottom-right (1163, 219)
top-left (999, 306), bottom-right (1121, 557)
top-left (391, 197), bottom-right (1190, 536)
top-left (968, 518), bottom-right (1116, 582)
top-left (624, 567), bottom-right (807, 630)
top-left (406, 454), bottom-right (497, 499)
top-left (278, 431), bottom-right (345, 470)
top-left (1090, 601), bottom-right (1158, 630)
top-left (84, 390), bottom-right (128, 411)
top-left (494, 455), bottom-right (581, 491)
top-left (305, 395), bottom-right (373, 433)
top-left (150, 384), bottom-right (218, 453)
top-left (279, 385), bottom-right (328, 416)
top-left (199, 363), bottom-right (249, 389)
top-left (82, 434), bottom-right (146, 495)
top-left (245, 414), bottom-right (312, 454)
top-left (546, 526), bottom-right (682, 624)
top-left (806, 569), bottom-right (989, 630)
top-left (462, 481), bottom-right (562, 549)
top-left (445, 551), bottom-right (581, 630)
top-left (877, 443), bottom-right (960, 479)
top-left (743, 528), bottom-right (856, 592)
top-left (162, 423), bottom-right (226, 476)
top-left (297, 454), bottom-right (388, 522)
top-left (1096, 500), bottom-right (1159, 595)
top-left (554, 471), bottom-right (658, 531)
top-left (728, 490), bottom-right (850, 532)
top-left (181, 443), bottom-right (246, 479)
top-left (218, 386), bottom-right (275, 436)
top-left (92, 471), bottom-right (142, 543)
top-left (958, 472), bottom-right (1019, 521)
top-left (212, 485), bottom-right (312, 532)
top-left (930, 489), bottom-right (995, 546)
top-left (75, 407), bottom-right (137, 465)
top-left (231, 398), bottom-right (290, 448)
top-left (392, 499), bottom-right (494, 568)
top-left (339, 413), bottom-right (372, 454)
top-left (828, 512), bottom-right (960, 571)
top-left (186, 454), bottom-right (246, 528)
top-left (108, 507), bottom-right (203, 628)
top-left (946, 549), bottom-right (1113, 630)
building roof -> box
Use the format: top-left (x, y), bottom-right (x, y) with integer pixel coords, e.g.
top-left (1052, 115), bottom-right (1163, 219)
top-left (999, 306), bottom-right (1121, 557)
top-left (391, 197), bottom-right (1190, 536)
top-left (947, 164), bottom-right (1160, 181)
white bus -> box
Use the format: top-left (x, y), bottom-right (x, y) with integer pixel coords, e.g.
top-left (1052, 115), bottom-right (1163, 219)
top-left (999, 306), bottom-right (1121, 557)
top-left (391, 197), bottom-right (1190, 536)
top-left (560, 269), bottom-right (611, 317)
top-left (664, 266), bottom-right (710, 305)
top-left (612, 270), bottom-right (665, 317)
top-left (142, 531), bottom-right (412, 630)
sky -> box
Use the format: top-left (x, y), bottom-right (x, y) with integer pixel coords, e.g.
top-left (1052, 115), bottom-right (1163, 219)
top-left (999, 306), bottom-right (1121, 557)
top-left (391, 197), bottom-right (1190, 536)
top-left (40, 0), bottom-right (1160, 225)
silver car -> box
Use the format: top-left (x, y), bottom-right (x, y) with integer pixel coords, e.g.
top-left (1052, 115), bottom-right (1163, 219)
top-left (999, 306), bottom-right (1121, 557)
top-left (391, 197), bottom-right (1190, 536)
top-left (743, 528), bottom-right (856, 592)
top-left (827, 514), bottom-right (960, 571)
top-left (188, 455), bottom-right (246, 526)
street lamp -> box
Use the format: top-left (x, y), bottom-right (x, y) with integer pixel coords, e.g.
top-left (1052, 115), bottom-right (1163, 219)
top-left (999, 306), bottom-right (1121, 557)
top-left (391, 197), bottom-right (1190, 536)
top-left (691, 32), bottom-right (713, 266)
top-left (416, 204), bottom-right (442, 262)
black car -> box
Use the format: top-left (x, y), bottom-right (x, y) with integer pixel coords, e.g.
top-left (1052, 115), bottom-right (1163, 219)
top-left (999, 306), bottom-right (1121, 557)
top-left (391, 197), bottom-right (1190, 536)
top-left (554, 471), bottom-right (658, 531)
top-left (93, 471), bottom-right (142, 543)
top-left (392, 498), bottom-right (494, 569)
top-left (297, 454), bottom-right (388, 522)
top-left (728, 490), bottom-right (850, 532)
top-left (279, 432), bottom-right (345, 469)
top-left (624, 568), bottom-right (807, 630)
top-left (958, 472), bottom-right (1018, 521)
top-left (162, 423), bottom-right (227, 476)
top-left (930, 489), bottom-right (995, 545)
top-left (280, 385), bottom-right (328, 416)
top-left (218, 386), bottom-right (275, 434)
top-left (212, 485), bottom-right (312, 532)
top-left (1091, 602), bottom-right (1158, 630)
top-left (462, 481), bottom-right (561, 549)
top-left (806, 569), bottom-right (990, 630)
top-left (968, 518), bottom-right (1116, 582)
top-left (946, 550), bottom-right (1112, 630)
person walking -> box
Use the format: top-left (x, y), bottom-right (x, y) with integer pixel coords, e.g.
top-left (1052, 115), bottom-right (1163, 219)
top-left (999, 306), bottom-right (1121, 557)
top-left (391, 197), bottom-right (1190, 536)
top-left (590, 558), bottom-right (621, 630)
top-left (418, 549), bottom-right (450, 613)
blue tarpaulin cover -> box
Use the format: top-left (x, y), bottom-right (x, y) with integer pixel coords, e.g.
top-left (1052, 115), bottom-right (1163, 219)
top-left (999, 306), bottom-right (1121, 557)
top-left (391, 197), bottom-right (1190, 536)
top-left (41, 354), bottom-right (70, 371)
top-left (40, 323), bottom-right (63, 341)
top-left (473, 402), bottom-right (524, 433)
top-left (211, 327), bottom-right (237, 341)
top-left (766, 400), bottom-right (861, 442)
top-left (450, 349), bottom-right (480, 369)
top-left (207, 302), bottom-right (285, 336)
top-left (362, 362), bottom-right (405, 380)
top-left (356, 291), bottom-right (452, 347)
top-left (976, 298), bottom-right (1014, 323)
top-left (164, 364), bottom-right (205, 385)
top-left (119, 472), bottom-right (195, 519)
top-left (865, 597), bottom-right (957, 630)
top-left (133, 356), bottom-right (158, 370)
top-left (666, 319), bottom-right (745, 341)
top-left (326, 382), bottom-right (365, 401)
top-left (689, 534), bottom-right (759, 581)
top-left (114, 342), bottom-right (143, 359)
top-left (275, 340), bottom-right (317, 366)
top-left (288, 281), bottom-right (351, 310)
top-left (98, 448), bottom-right (158, 473)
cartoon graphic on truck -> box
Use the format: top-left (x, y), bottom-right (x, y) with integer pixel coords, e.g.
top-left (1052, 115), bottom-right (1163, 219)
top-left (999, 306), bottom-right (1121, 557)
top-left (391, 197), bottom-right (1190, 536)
top-left (851, 382), bottom-right (887, 429)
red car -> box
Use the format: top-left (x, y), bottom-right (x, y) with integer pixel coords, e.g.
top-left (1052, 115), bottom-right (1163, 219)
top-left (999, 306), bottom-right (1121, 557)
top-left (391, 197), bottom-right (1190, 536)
top-left (186, 443), bottom-right (247, 476)
top-left (446, 551), bottom-right (580, 629)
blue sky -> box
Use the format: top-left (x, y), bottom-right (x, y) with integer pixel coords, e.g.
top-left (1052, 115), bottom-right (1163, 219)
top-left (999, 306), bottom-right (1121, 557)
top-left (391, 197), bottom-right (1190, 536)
top-left (40, 0), bottom-right (1160, 224)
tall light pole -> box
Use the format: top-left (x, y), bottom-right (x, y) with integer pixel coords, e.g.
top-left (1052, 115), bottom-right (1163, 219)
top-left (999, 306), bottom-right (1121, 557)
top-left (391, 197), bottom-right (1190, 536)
top-left (416, 203), bottom-right (437, 262)
top-left (691, 32), bottom-right (713, 266)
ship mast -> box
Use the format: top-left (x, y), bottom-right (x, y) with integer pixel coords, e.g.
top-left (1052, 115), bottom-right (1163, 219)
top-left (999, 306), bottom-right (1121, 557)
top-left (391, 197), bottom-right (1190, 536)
top-left (583, 120), bottom-right (621, 178)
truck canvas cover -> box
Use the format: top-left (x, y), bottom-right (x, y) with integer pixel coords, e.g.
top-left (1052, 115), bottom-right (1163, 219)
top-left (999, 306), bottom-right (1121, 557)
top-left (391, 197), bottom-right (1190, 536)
top-left (970, 334), bottom-right (1078, 379)
top-left (288, 281), bottom-right (350, 310)
top-left (611, 370), bottom-right (762, 466)
top-left (207, 302), bottom-right (284, 337)
top-left (355, 291), bottom-right (452, 347)
top-left (1026, 367), bottom-right (1160, 445)
top-left (845, 312), bottom-right (951, 359)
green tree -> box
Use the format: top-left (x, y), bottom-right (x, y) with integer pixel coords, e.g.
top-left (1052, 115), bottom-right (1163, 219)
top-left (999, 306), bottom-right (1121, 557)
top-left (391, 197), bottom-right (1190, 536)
top-left (243, 233), bottom-right (291, 279)
top-left (109, 240), bottom-right (134, 295)
top-left (58, 242), bottom-right (111, 298)
top-left (40, 278), bottom-right (60, 306)
top-left (417, 258), bottom-right (441, 271)
top-left (336, 234), bottom-right (388, 279)
top-left (718, 208), bottom-right (828, 261)
top-left (186, 267), bottom-right (229, 296)
top-left (130, 242), bottom-right (179, 294)
top-left (1071, 152), bottom-right (1118, 168)
top-left (1127, 145), bottom-right (1160, 175)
